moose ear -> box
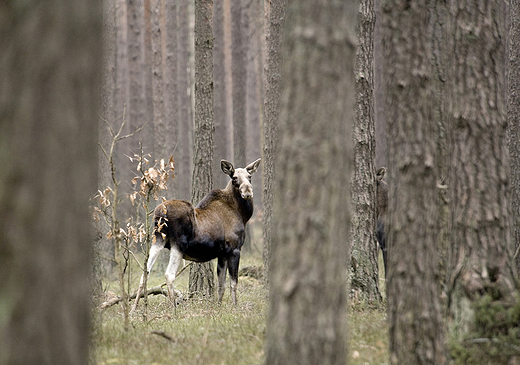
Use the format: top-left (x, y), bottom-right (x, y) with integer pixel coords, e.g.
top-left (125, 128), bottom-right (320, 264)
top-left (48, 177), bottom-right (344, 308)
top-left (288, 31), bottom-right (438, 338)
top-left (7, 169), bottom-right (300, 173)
top-left (246, 158), bottom-right (261, 174)
top-left (221, 160), bottom-right (235, 177)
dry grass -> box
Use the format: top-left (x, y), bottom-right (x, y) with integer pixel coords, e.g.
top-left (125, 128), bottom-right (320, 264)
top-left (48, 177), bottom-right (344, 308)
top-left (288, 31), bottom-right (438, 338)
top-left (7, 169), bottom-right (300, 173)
top-left (91, 249), bottom-right (388, 364)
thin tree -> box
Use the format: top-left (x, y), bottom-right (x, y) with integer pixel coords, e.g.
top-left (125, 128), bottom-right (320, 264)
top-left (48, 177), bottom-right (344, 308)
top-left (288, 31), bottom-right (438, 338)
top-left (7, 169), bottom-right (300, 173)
top-left (0, 1), bottom-right (101, 363)
top-left (265, 0), bottom-right (356, 363)
top-left (350, 0), bottom-right (381, 303)
top-left (189, 0), bottom-right (216, 297)
top-left (213, 0), bottom-right (231, 189)
top-left (231, 0), bottom-right (247, 168)
top-left (262, 0), bottom-right (286, 288)
top-left (447, 1), bottom-right (518, 362)
top-left (176, 0), bottom-right (193, 201)
top-left (381, 1), bottom-right (446, 363)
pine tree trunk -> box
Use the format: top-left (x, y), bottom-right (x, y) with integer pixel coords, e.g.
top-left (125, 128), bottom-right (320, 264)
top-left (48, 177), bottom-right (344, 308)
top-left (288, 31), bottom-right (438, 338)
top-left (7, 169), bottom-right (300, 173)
top-left (446, 0), bottom-right (516, 353)
top-left (265, 1), bottom-right (356, 363)
top-left (189, 0), bottom-right (215, 297)
top-left (213, 0), bottom-right (231, 189)
top-left (350, 0), bottom-right (381, 304)
top-left (381, 1), bottom-right (447, 363)
top-left (509, 0), bottom-right (520, 276)
top-left (231, 0), bottom-right (247, 168)
top-left (176, 0), bottom-right (193, 201)
top-left (0, 2), bottom-right (101, 363)
top-left (262, 0), bottom-right (286, 289)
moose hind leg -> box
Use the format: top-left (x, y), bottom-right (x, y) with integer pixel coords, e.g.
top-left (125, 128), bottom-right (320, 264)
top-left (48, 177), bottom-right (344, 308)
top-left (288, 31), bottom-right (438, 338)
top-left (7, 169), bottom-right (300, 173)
top-left (165, 246), bottom-right (183, 306)
top-left (217, 256), bottom-right (228, 303)
top-left (227, 250), bottom-right (241, 305)
top-left (132, 241), bottom-right (163, 311)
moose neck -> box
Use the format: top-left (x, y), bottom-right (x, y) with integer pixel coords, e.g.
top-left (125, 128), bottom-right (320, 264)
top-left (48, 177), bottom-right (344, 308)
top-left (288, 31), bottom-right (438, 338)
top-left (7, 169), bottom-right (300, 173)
top-left (225, 180), bottom-right (254, 223)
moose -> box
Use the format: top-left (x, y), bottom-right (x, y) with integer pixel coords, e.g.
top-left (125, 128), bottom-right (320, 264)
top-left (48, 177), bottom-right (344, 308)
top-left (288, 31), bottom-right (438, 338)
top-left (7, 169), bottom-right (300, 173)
top-left (132, 158), bottom-right (261, 310)
top-left (376, 167), bottom-right (388, 276)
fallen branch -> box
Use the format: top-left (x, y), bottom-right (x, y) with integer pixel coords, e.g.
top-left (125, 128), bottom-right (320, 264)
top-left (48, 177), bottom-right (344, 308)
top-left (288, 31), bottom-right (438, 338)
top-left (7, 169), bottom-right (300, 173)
top-left (99, 284), bottom-right (167, 310)
top-left (99, 262), bottom-right (194, 310)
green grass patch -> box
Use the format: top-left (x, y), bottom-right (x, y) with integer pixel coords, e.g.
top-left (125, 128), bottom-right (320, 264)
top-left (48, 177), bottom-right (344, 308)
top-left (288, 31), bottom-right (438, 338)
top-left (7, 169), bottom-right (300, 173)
top-left (91, 251), bottom-right (389, 364)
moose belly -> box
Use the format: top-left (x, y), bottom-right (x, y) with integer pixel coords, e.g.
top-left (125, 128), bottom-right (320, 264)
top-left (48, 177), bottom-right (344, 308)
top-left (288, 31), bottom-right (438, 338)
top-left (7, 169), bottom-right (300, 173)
top-left (181, 238), bottom-right (226, 263)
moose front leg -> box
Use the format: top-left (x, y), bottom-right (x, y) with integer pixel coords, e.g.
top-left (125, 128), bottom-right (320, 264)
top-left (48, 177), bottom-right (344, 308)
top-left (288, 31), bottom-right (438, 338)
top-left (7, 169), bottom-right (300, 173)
top-left (227, 249), bottom-right (241, 305)
top-left (132, 241), bottom-right (163, 311)
top-left (217, 256), bottom-right (228, 303)
top-left (164, 246), bottom-right (183, 306)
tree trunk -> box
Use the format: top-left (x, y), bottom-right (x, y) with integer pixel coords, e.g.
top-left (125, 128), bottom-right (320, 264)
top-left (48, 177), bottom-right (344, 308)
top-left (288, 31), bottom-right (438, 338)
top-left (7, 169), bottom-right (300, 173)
top-left (265, 1), bottom-right (356, 363)
top-left (213, 0), bottom-right (231, 189)
top-left (509, 0), bottom-right (520, 277)
top-left (0, 2), bottom-right (101, 363)
top-left (262, 0), bottom-right (286, 289)
top-left (96, 0), bottom-right (118, 300)
top-left (373, 0), bottom-right (386, 169)
top-left (231, 0), bottom-right (247, 168)
top-left (189, 0), bottom-right (215, 298)
top-left (349, 0), bottom-right (381, 304)
top-left (446, 1), bottom-right (518, 362)
top-left (381, 1), bottom-right (447, 364)
top-left (176, 0), bottom-right (193, 201)
top-left (161, 0), bottom-right (178, 199)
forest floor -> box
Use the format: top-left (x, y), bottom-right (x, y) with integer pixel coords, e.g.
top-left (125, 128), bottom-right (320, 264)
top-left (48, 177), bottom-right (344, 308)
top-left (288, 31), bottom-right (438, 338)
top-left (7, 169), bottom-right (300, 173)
top-left (91, 238), bottom-right (389, 365)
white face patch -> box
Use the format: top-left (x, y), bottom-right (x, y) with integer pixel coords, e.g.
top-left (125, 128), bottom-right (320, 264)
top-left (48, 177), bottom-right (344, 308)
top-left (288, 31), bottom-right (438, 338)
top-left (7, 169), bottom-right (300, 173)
top-left (233, 168), bottom-right (254, 199)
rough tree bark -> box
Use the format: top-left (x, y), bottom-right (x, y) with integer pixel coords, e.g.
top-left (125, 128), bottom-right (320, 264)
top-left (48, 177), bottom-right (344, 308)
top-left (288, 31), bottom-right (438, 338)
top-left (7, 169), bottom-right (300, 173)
top-left (446, 1), bottom-right (518, 362)
top-left (381, 1), bottom-right (447, 364)
top-left (349, 0), bottom-right (381, 304)
top-left (265, 0), bottom-right (356, 363)
top-left (189, 0), bottom-right (215, 297)
top-left (509, 0), bottom-right (520, 277)
top-left (0, 1), bottom-right (101, 363)
top-left (262, 0), bottom-right (286, 289)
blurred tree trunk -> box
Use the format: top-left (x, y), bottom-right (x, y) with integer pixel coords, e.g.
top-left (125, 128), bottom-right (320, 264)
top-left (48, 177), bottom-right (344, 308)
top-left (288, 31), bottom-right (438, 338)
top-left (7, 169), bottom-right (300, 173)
top-left (176, 0), bottom-right (193, 201)
top-left (509, 0), bottom-right (520, 276)
top-left (262, 0), bottom-right (286, 289)
top-left (373, 0), bottom-right (386, 169)
top-left (0, 1), bottom-right (101, 364)
top-left (126, 0), bottom-right (146, 179)
top-left (446, 1), bottom-right (518, 360)
top-left (162, 0), bottom-right (178, 198)
top-left (231, 0), bottom-right (247, 168)
top-left (96, 0), bottom-right (118, 299)
top-left (189, 0), bottom-right (215, 297)
top-left (246, 0), bottom-right (263, 214)
top-left (213, 0), bottom-right (232, 189)
top-left (349, 0), bottom-right (381, 304)
top-left (381, 1), bottom-right (446, 364)
top-left (265, 0), bottom-right (356, 363)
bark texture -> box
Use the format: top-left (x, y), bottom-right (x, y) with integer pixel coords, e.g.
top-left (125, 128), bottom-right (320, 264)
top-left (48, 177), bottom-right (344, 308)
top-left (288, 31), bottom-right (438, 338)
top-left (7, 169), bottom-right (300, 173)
top-left (189, 0), bottom-right (215, 297)
top-left (265, 1), bottom-right (356, 363)
top-left (509, 0), bottom-right (520, 276)
top-left (262, 0), bottom-right (286, 289)
top-left (381, 1), bottom-right (446, 364)
top-left (0, 1), bottom-right (101, 363)
top-left (446, 1), bottom-right (517, 357)
top-left (350, 0), bottom-right (381, 304)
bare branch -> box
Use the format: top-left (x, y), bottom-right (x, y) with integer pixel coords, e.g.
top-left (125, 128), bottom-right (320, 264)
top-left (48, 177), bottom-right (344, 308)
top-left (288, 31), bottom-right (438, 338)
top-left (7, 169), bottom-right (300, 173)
top-left (151, 330), bottom-right (176, 343)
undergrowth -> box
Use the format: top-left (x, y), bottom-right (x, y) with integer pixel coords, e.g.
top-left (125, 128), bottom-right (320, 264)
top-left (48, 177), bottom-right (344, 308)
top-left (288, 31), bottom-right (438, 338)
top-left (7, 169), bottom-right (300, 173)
top-left (91, 251), bottom-right (389, 365)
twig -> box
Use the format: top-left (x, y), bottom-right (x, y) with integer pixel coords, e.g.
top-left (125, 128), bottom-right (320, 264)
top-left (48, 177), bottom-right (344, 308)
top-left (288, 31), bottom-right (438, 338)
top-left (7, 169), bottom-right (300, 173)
top-left (151, 330), bottom-right (176, 343)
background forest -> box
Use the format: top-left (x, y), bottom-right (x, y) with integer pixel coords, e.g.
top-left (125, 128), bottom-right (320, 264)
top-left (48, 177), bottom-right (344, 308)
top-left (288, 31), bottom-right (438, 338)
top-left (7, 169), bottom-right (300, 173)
top-left (2, 0), bottom-right (520, 365)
